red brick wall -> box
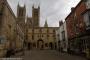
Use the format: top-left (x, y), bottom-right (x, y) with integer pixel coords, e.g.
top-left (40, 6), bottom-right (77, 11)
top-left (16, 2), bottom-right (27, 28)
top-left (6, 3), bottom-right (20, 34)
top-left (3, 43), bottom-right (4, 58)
top-left (66, 1), bottom-right (87, 40)
top-left (66, 13), bottom-right (75, 39)
top-left (75, 2), bottom-right (86, 32)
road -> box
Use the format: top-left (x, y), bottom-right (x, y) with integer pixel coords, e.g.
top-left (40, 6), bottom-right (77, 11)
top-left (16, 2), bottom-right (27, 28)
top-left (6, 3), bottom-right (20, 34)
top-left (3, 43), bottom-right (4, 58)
top-left (23, 50), bottom-right (86, 60)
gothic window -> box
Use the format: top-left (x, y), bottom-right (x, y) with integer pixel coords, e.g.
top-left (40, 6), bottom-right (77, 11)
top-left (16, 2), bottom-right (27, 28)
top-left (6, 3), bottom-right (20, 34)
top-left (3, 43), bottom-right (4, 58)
top-left (42, 35), bottom-right (43, 37)
top-left (8, 24), bottom-right (11, 29)
top-left (32, 35), bottom-right (34, 40)
top-left (47, 35), bottom-right (49, 37)
top-left (19, 9), bottom-right (23, 16)
top-left (19, 11), bottom-right (21, 16)
top-left (21, 9), bottom-right (24, 16)
top-left (0, 5), bottom-right (3, 15)
top-left (38, 35), bottom-right (39, 37)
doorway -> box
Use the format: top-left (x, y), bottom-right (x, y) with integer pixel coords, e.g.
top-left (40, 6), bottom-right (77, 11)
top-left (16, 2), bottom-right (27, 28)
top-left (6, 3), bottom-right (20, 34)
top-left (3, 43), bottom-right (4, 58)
top-left (37, 39), bottom-right (44, 49)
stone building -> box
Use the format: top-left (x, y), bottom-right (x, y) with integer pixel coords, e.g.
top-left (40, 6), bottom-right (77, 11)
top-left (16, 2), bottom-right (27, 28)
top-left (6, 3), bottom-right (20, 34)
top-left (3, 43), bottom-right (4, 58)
top-left (0, 0), bottom-right (16, 57)
top-left (28, 27), bottom-right (58, 49)
top-left (27, 6), bottom-right (59, 50)
top-left (17, 4), bottom-right (26, 32)
top-left (15, 24), bottom-right (24, 51)
top-left (0, 0), bottom-right (25, 57)
top-left (16, 3), bottom-right (26, 51)
top-left (32, 6), bottom-right (40, 27)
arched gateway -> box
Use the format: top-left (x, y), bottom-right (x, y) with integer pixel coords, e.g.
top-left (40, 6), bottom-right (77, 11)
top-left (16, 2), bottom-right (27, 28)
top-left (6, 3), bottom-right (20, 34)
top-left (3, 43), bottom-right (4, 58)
top-left (37, 39), bottom-right (44, 49)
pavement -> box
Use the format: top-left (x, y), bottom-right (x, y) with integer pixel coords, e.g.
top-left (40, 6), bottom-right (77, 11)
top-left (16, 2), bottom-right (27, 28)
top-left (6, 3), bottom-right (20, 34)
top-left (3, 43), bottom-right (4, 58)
top-left (23, 49), bottom-right (87, 60)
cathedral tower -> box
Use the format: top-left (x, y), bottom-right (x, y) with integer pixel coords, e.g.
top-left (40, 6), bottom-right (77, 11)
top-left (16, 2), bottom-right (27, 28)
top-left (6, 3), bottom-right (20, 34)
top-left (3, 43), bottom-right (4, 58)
top-left (32, 5), bottom-right (40, 27)
top-left (17, 3), bottom-right (26, 29)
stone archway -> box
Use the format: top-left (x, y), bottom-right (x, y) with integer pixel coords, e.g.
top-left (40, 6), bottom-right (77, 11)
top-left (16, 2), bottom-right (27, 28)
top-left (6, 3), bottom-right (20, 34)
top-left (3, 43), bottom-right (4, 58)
top-left (49, 42), bottom-right (53, 49)
top-left (37, 39), bottom-right (44, 49)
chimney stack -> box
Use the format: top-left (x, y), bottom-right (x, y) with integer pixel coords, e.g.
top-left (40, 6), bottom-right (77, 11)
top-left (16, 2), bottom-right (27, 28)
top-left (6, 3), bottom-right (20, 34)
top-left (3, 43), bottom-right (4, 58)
top-left (59, 21), bottom-right (63, 26)
top-left (71, 7), bottom-right (75, 11)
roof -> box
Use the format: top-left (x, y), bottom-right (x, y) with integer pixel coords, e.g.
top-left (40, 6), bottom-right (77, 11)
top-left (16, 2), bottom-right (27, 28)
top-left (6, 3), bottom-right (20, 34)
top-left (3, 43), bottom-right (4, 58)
top-left (65, 0), bottom-right (83, 20)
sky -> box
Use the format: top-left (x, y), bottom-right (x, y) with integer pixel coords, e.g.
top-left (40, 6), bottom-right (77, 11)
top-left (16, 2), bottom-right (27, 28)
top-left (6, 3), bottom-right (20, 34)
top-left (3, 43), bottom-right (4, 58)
top-left (7, 0), bottom-right (81, 27)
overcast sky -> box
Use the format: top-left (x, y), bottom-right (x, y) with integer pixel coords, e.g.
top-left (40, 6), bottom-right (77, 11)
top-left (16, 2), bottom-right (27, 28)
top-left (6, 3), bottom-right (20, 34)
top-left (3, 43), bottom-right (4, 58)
top-left (7, 0), bottom-right (80, 27)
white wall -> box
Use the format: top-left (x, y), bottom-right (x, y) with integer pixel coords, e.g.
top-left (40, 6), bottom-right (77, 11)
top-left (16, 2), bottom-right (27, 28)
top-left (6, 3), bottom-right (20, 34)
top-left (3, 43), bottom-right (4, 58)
top-left (63, 22), bottom-right (68, 52)
top-left (56, 21), bottom-right (68, 52)
top-left (56, 28), bottom-right (60, 50)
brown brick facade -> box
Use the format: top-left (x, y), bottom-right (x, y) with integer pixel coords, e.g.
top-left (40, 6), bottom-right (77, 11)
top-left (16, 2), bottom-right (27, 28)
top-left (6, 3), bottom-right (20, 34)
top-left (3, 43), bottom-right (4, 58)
top-left (66, 1), bottom-right (87, 40)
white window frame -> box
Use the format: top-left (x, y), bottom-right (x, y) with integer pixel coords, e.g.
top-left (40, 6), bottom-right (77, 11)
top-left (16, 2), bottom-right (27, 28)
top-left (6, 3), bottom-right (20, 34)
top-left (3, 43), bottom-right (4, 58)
top-left (83, 11), bottom-right (90, 30)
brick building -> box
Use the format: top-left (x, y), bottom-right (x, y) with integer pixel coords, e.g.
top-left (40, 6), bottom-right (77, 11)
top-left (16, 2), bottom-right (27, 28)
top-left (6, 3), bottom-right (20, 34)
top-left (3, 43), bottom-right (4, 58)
top-left (65, 0), bottom-right (90, 58)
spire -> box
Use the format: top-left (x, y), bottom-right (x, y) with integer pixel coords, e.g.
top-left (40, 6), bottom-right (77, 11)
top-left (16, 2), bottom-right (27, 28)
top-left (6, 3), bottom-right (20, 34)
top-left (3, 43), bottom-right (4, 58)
top-left (38, 3), bottom-right (40, 9)
top-left (17, 2), bottom-right (19, 7)
top-left (44, 19), bottom-right (48, 27)
top-left (38, 5), bottom-right (40, 9)
top-left (32, 4), bottom-right (34, 8)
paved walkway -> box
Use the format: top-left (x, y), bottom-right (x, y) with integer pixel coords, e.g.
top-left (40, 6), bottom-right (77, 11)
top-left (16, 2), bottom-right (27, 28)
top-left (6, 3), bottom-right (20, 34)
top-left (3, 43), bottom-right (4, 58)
top-left (23, 50), bottom-right (86, 60)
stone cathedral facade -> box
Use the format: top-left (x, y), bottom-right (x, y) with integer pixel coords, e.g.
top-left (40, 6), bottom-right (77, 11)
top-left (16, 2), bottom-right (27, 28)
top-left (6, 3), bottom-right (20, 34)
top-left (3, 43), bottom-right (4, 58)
top-left (26, 6), bottom-right (59, 49)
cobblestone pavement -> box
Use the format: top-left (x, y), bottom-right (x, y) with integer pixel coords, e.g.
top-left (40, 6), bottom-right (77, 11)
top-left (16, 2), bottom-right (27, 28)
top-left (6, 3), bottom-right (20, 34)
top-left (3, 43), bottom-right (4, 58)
top-left (23, 49), bottom-right (87, 60)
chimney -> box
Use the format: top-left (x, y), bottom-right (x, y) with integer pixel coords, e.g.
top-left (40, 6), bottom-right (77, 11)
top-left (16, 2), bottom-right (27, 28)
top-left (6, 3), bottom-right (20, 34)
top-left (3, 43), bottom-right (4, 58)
top-left (71, 7), bottom-right (75, 11)
top-left (59, 21), bottom-right (63, 26)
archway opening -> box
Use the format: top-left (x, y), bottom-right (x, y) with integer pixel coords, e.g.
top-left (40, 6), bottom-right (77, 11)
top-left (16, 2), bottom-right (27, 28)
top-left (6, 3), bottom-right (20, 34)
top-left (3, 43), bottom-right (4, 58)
top-left (37, 39), bottom-right (44, 49)
top-left (49, 42), bottom-right (53, 49)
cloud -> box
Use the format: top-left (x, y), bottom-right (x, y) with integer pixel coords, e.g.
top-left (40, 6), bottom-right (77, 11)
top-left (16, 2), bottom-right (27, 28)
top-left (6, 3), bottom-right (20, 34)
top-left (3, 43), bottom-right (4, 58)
top-left (7, 0), bottom-right (81, 27)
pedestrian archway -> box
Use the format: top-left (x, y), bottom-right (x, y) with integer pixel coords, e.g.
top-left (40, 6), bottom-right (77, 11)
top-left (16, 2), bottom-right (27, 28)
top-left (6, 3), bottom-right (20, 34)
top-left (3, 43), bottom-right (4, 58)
top-left (49, 42), bottom-right (53, 49)
top-left (37, 39), bottom-right (44, 49)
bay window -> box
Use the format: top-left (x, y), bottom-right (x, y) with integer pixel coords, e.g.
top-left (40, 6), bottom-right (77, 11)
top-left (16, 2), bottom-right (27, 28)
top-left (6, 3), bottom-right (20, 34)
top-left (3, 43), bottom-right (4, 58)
top-left (83, 11), bottom-right (90, 30)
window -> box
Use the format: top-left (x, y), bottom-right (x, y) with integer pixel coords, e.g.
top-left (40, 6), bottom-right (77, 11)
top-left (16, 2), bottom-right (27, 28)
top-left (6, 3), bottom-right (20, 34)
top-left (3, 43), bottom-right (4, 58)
top-left (0, 6), bottom-right (3, 15)
top-left (53, 35), bottom-right (55, 37)
top-left (38, 35), bottom-right (39, 37)
top-left (83, 11), bottom-right (90, 29)
top-left (19, 9), bottom-right (23, 16)
top-left (8, 24), bottom-right (11, 29)
top-left (32, 35), bottom-right (34, 40)
top-left (63, 42), bottom-right (66, 48)
top-left (47, 35), bottom-right (49, 37)
top-left (42, 35), bottom-right (43, 37)
top-left (62, 31), bottom-right (65, 41)
top-left (89, 14), bottom-right (90, 25)
top-left (53, 30), bottom-right (55, 33)
top-left (0, 37), bottom-right (6, 44)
